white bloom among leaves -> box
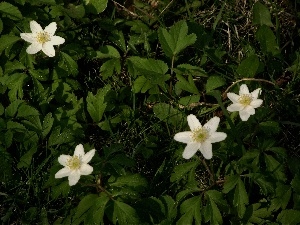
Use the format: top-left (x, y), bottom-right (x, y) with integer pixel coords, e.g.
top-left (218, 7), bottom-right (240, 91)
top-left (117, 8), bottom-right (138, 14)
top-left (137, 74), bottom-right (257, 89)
top-left (227, 84), bottom-right (263, 121)
top-left (55, 144), bottom-right (96, 186)
top-left (174, 115), bottom-right (227, 160)
top-left (20, 20), bottom-right (65, 57)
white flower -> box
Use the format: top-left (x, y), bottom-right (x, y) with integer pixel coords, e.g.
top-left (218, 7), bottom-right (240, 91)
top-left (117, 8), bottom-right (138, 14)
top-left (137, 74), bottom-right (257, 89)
top-left (227, 84), bottom-right (263, 121)
top-left (20, 20), bottom-right (65, 57)
top-left (174, 115), bottom-right (227, 160)
top-left (55, 144), bottom-right (96, 186)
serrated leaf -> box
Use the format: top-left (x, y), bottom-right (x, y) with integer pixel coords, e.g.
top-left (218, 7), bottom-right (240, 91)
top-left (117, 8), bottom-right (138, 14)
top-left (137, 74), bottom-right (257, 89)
top-left (59, 52), bottom-right (78, 76)
top-left (65, 4), bottom-right (85, 18)
top-left (264, 154), bottom-right (286, 181)
top-left (129, 57), bottom-right (169, 84)
top-left (204, 197), bottom-right (223, 224)
top-left (175, 74), bottom-right (199, 94)
top-left (87, 85), bottom-right (111, 123)
top-left (0, 35), bottom-right (20, 54)
top-left (277, 209), bottom-right (300, 225)
top-left (5, 100), bottom-right (24, 117)
top-left (17, 104), bottom-right (40, 117)
top-left (133, 76), bottom-right (153, 93)
top-left (0, 2), bottom-right (22, 20)
top-left (270, 183), bottom-right (291, 211)
top-left (236, 55), bottom-right (260, 78)
top-left (256, 25), bottom-right (280, 56)
top-left (259, 121), bottom-right (281, 135)
top-left (84, 0), bottom-right (108, 14)
top-left (244, 203), bottom-right (272, 224)
top-left (111, 201), bottom-right (139, 225)
top-left (177, 196), bottom-right (201, 225)
top-left (42, 113), bottom-right (54, 139)
top-left (73, 194), bottom-right (98, 225)
top-left (17, 145), bottom-right (37, 168)
top-left (223, 174), bottom-right (239, 193)
top-left (48, 127), bottom-right (73, 146)
top-left (253, 2), bottom-right (273, 26)
top-left (178, 95), bottom-right (200, 106)
top-left (170, 161), bottom-right (199, 182)
top-left (158, 20), bottom-right (196, 58)
top-left (90, 193), bottom-right (110, 225)
top-left (7, 121), bottom-right (26, 131)
top-left (153, 103), bottom-right (185, 127)
top-left (95, 45), bottom-right (120, 59)
top-left (233, 178), bottom-right (249, 218)
top-left (100, 58), bottom-right (121, 79)
top-left (206, 75), bottom-right (225, 92)
top-left (109, 174), bottom-right (148, 191)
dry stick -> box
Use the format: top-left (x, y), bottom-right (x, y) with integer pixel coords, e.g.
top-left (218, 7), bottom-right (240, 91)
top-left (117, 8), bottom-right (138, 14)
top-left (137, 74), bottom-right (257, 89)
top-left (222, 78), bottom-right (275, 100)
top-left (111, 0), bottom-right (139, 17)
top-left (159, 0), bottom-right (174, 17)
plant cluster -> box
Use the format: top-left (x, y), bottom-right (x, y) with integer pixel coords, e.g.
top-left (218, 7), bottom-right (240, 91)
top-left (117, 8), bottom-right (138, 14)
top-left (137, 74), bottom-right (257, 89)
top-left (1, 0), bottom-right (300, 224)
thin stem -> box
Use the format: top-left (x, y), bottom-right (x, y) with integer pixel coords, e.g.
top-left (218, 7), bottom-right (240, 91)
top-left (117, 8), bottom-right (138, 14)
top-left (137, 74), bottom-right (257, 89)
top-left (200, 157), bottom-right (214, 183)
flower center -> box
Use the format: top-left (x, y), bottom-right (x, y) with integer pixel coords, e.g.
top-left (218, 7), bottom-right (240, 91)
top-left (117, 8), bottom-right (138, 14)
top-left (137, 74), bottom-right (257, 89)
top-left (192, 127), bottom-right (209, 143)
top-left (36, 32), bottom-right (51, 44)
top-left (66, 156), bottom-right (81, 170)
top-left (238, 94), bottom-right (253, 107)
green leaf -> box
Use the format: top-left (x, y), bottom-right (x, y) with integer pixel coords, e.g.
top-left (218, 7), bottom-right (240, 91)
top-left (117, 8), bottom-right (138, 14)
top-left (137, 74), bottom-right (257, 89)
top-left (259, 121), bottom-right (281, 135)
top-left (100, 58), bottom-right (121, 80)
top-left (133, 76), bottom-right (153, 93)
top-left (84, 0), bottom-right (108, 14)
top-left (109, 174), bottom-right (148, 192)
top-left (174, 63), bottom-right (207, 77)
top-left (0, 2), bottom-right (22, 20)
top-left (177, 196), bottom-right (201, 225)
top-left (292, 174), bottom-right (300, 194)
top-left (203, 195), bottom-right (223, 224)
top-left (277, 209), bottom-right (300, 225)
top-left (7, 121), bottom-right (26, 131)
top-left (236, 55), bottom-right (260, 78)
top-left (223, 174), bottom-right (239, 193)
top-left (253, 1), bottom-right (273, 26)
top-left (175, 74), bottom-right (199, 94)
top-left (42, 113), bottom-right (54, 139)
top-left (170, 161), bottom-right (199, 182)
top-left (65, 4), bottom-right (85, 18)
top-left (89, 193), bottom-right (110, 225)
top-left (270, 183), bottom-right (291, 211)
top-left (59, 52), bottom-right (78, 76)
top-left (17, 145), bottom-right (37, 168)
top-left (17, 104), bottom-right (40, 118)
top-left (158, 20), bottom-right (197, 58)
top-left (178, 95), bottom-right (200, 106)
top-left (110, 200), bottom-right (140, 225)
top-left (244, 203), bottom-right (272, 224)
top-left (73, 194), bottom-right (98, 225)
top-left (256, 25), bottom-right (280, 56)
top-left (129, 57), bottom-right (169, 84)
top-left (0, 73), bottom-right (28, 101)
top-left (233, 178), bottom-right (249, 218)
top-left (206, 75), bottom-right (225, 92)
top-left (87, 85), bottom-right (111, 123)
top-left (94, 45), bottom-right (120, 59)
top-left (48, 127), bottom-right (73, 146)
top-left (0, 35), bottom-right (21, 54)
top-left (264, 154), bottom-right (286, 181)
top-left (153, 103), bottom-right (185, 127)
top-left (5, 100), bottom-right (24, 117)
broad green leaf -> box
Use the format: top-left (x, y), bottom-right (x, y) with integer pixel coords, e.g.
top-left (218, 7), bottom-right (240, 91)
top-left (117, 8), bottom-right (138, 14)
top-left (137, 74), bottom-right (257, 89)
top-left (236, 55), bottom-right (260, 78)
top-left (256, 25), bottom-right (280, 56)
top-left (244, 203), bottom-right (272, 224)
top-left (178, 95), bottom-right (200, 106)
top-left (109, 174), bottom-right (148, 191)
top-left (223, 174), bottom-right (239, 193)
top-left (174, 63), bottom-right (207, 77)
top-left (65, 4), bottom-right (85, 18)
top-left (158, 21), bottom-right (197, 58)
top-left (17, 104), bottom-right (40, 118)
top-left (277, 209), bottom-right (300, 225)
top-left (17, 145), bottom-right (38, 168)
top-left (59, 52), bottom-right (78, 76)
top-left (264, 154), bottom-right (286, 181)
top-left (203, 196), bottom-right (222, 224)
top-left (21, 116), bottom-right (42, 132)
top-left (206, 75), bottom-right (225, 92)
top-left (129, 57), bottom-right (169, 83)
top-left (233, 178), bottom-right (249, 218)
top-left (5, 100), bottom-right (24, 117)
top-left (110, 200), bottom-right (140, 225)
top-left (4, 130), bottom-right (13, 147)
top-left (89, 193), bottom-right (110, 225)
top-left (205, 190), bottom-right (227, 208)
top-left (170, 161), bottom-right (199, 182)
top-left (42, 113), bottom-right (54, 139)
top-left (270, 183), bottom-right (292, 211)
top-left (0, 35), bottom-right (21, 54)
top-left (259, 121), bottom-right (281, 135)
top-left (87, 85), bottom-right (111, 123)
top-left (133, 76), bottom-right (153, 93)
top-left (0, 18), bottom-right (3, 34)
top-left (0, 2), bottom-right (22, 20)
top-left (7, 121), bottom-right (26, 131)
top-left (84, 0), bottom-right (108, 14)
top-left (153, 103), bottom-right (185, 127)
top-left (175, 74), bottom-right (199, 94)
top-left (291, 174), bottom-right (300, 194)
top-left (4, 60), bottom-right (25, 74)
top-left (177, 196), bottom-right (201, 225)
top-left (73, 194), bottom-right (98, 225)
top-left (95, 45), bottom-right (120, 59)
top-left (100, 58), bottom-right (121, 79)
top-left (253, 2), bottom-right (273, 26)
top-left (51, 181), bottom-right (70, 199)
top-left (0, 103), bottom-right (4, 115)
top-left (1, 73), bottom-right (28, 101)
top-left (48, 127), bottom-right (73, 146)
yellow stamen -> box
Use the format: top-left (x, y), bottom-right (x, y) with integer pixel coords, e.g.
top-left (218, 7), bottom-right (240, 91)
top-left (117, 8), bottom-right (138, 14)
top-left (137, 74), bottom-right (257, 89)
top-left (66, 156), bottom-right (81, 170)
top-left (192, 128), bottom-right (209, 143)
top-left (36, 32), bottom-right (51, 44)
top-left (238, 94), bottom-right (253, 106)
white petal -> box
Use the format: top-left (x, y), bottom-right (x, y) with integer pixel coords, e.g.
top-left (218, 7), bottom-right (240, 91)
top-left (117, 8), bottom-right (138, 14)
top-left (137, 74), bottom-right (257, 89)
top-left (50, 36), bottom-right (65, 45)
top-left (42, 42), bottom-right (55, 57)
top-left (199, 141), bottom-right (212, 159)
top-left (227, 93), bottom-right (240, 103)
top-left (20, 33), bottom-right (35, 43)
top-left (239, 110), bottom-right (251, 121)
top-left (227, 103), bottom-right (243, 112)
top-left (204, 116), bottom-right (220, 134)
top-left (26, 43), bottom-right (42, 54)
top-left (80, 164), bottom-right (93, 175)
top-left (251, 88), bottom-right (262, 99)
top-left (209, 132), bottom-right (227, 143)
top-left (68, 171), bottom-right (81, 186)
top-left (250, 99), bottom-right (263, 108)
top-left (182, 142), bottom-right (200, 159)
top-left (174, 131), bottom-right (192, 143)
top-left (55, 167), bottom-right (71, 178)
top-left (30, 20), bottom-right (43, 33)
top-left (44, 22), bottom-right (57, 36)
top-left (187, 114), bottom-right (201, 131)
top-left (82, 149), bottom-right (95, 163)
top-left (58, 154), bottom-right (71, 166)
top-left (239, 84), bottom-right (249, 95)
top-left (244, 106), bottom-right (255, 115)
top-left (74, 144), bottom-right (85, 157)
